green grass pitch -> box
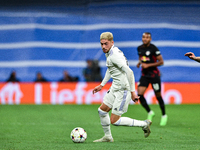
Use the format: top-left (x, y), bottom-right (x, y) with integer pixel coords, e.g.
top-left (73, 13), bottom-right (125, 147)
top-left (0, 104), bottom-right (200, 150)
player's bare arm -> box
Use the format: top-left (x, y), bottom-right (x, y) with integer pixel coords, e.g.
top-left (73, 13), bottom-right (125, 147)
top-left (185, 52), bottom-right (200, 62)
top-left (93, 85), bottom-right (103, 94)
top-left (141, 55), bottom-right (164, 69)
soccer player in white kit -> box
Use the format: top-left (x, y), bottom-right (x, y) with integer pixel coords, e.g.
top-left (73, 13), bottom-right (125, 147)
top-left (93, 32), bottom-right (152, 142)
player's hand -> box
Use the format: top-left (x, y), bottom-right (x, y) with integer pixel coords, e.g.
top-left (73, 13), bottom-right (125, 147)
top-left (131, 91), bottom-right (140, 103)
top-left (184, 52), bottom-right (195, 60)
top-left (136, 62), bottom-right (141, 68)
top-left (141, 63), bottom-right (149, 69)
top-left (92, 85), bottom-right (103, 94)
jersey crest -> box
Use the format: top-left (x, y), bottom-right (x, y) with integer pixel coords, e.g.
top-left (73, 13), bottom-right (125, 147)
top-left (146, 51), bottom-right (150, 56)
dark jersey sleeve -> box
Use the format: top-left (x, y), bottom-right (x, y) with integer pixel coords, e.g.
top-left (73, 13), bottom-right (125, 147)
top-left (152, 44), bottom-right (161, 56)
top-left (137, 45), bottom-right (142, 56)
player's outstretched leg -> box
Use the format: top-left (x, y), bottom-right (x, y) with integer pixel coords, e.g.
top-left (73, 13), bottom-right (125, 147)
top-left (93, 108), bottom-right (114, 142)
top-left (113, 117), bottom-right (152, 138)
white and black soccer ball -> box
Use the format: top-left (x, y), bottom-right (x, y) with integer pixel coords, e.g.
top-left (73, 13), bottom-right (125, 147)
top-left (70, 127), bottom-right (87, 143)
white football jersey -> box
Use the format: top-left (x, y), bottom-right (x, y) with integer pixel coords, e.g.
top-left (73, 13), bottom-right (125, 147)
top-left (105, 45), bottom-right (130, 90)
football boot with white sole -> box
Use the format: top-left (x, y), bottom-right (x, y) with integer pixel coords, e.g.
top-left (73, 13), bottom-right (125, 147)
top-left (93, 135), bottom-right (114, 142)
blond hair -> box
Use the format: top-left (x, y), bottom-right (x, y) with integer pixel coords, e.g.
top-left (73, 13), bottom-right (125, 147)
top-left (100, 32), bottom-right (113, 41)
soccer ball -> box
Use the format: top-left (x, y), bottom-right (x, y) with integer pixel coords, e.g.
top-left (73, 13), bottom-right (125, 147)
top-left (70, 127), bottom-right (87, 143)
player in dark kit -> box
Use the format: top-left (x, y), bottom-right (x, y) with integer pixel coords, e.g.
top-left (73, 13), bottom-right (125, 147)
top-left (136, 32), bottom-right (167, 126)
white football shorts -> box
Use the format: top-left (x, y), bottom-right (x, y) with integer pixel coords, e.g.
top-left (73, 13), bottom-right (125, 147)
top-left (103, 88), bottom-right (131, 116)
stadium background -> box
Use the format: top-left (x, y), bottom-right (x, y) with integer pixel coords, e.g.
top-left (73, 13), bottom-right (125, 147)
top-left (0, 0), bottom-right (200, 104)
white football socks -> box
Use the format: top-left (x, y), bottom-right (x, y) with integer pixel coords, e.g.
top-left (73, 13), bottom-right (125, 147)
top-left (133, 119), bottom-right (147, 127)
top-left (113, 117), bottom-right (147, 127)
top-left (113, 117), bottom-right (134, 126)
top-left (98, 108), bottom-right (112, 137)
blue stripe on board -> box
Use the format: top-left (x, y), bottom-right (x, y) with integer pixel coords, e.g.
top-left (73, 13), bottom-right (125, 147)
top-left (0, 26), bottom-right (200, 43)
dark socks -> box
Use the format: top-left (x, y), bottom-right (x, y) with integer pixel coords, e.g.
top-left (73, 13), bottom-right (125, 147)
top-left (139, 95), bottom-right (166, 116)
top-left (138, 95), bottom-right (151, 113)
top-left (156, 96), bottom-right (166, 115)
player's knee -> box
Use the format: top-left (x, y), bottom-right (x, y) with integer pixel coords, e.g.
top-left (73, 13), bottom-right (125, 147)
top-left (110, 115), bottom-right (121, 125)
top-left (111, 118), bottom-right (121, 126)
top-left (110, 119), bottom-right (115, 125)
top-left (98, 107), bottom-right (108, 117)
